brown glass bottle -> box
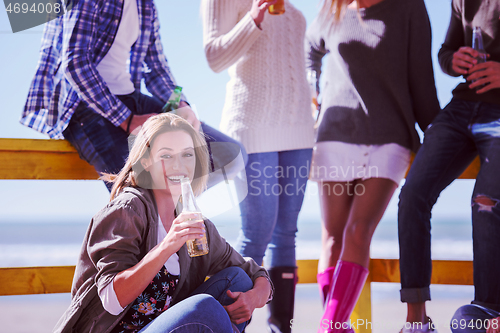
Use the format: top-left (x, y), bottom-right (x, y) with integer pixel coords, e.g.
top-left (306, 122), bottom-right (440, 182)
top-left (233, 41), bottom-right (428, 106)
top-left (181, 177), bottom-right (209, 257)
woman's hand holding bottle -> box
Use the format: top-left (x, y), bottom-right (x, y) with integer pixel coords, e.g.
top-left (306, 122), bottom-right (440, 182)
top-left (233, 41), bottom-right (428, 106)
top-left (160, 212), bottom-right (206, 254)
top-left (250, 0), bottom-right (277, 27)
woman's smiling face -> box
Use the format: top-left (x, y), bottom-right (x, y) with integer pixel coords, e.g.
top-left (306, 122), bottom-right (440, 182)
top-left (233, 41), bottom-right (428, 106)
top-left (142, 130), bottom-right (197, 195)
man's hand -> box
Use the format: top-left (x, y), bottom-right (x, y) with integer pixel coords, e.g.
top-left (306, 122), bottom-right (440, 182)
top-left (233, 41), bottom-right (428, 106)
top-left (451, 46), bottom-right (482, 75)
top-left (119, 101), bottom-right (200, 135)
top-left (176, 101), bottom-right (201, 131)
top-left (250, 0), bottom-right (277, 28)
top-left (486, 316), bottom-right (500, 333)
top-left (468, 60), bottom-right (500, 93)
top-left (119, 113), bottom-right (157, 135)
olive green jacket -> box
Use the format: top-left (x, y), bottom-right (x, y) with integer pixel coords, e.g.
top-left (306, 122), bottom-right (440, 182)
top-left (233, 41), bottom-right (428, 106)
top-left (53, 187), bottom-right (270, 333)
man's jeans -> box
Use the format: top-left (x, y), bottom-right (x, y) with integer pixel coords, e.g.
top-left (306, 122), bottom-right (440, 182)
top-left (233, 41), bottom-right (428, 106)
top-left (63, 90), bottom-right (247, 190)
top-left (450, 304), bottom-right (499, 333)
top-left (139, 267), bottom-right (253, 333)
top-left (398, 98), bottom-right (500, 307)
top-left (235, 149), bottom-right (313, 267)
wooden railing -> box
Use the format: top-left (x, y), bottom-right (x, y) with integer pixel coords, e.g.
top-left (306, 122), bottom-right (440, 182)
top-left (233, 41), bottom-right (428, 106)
top-left (0, 138), bottom-right (481, 332)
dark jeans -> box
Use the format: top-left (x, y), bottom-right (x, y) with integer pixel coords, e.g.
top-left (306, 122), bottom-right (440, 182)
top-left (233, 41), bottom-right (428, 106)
top-left (398, 98), bottom-right (500, 307)
top-left (138, 267), bottom-right (253, 333)
top-left (63, 90), bottom-right (247, 190)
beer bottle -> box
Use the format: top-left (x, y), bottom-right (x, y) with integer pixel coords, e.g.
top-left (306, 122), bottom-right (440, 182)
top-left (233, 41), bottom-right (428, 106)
top-left (162, 86), bottom-right (183, 113)
top-left (472, 27), bottom-right (487, 64)
top-left (471, 27), bottom-right (487, 86)
top-left (181, 177), bottom-right (209, 257)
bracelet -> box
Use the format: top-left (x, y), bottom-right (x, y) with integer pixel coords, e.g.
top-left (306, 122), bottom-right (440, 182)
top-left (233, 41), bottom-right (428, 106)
top-left (126, 114), bottom-right (134, 134)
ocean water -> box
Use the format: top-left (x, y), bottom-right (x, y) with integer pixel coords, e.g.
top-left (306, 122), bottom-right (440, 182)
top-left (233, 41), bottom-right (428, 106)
top-left (0, 217), bottom-right (473, 268)
top-left (0, 180), bottom-right (475, 267)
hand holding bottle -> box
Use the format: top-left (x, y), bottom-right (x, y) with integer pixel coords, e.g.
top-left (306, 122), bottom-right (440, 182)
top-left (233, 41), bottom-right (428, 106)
top-left (451, 46), bottom-right (484, 75)
top-left (468, 60), bottom-right (500, 93)
top-left (250, 0), bottom-right (278, 27)
top-left (175, 102), bottom-right (201, 132)
top-left (160, 212), bottom-right (206, 255)
top-left (466, 26), bottom-right (500, 93)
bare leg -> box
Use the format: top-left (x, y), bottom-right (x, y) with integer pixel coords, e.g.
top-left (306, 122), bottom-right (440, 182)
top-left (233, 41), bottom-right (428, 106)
top-left (318, 178), bottom-right (397, 332)
top-left (339, 178), bottom-right (398, 268)
top-left (407, 302), bottom-right (427, 324)
top-left (318, 181), bottom-right (354, 273)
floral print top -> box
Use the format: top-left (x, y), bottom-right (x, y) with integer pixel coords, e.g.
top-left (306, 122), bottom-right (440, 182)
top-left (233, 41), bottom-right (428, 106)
top-left (111, 267), bottom-right (179, 333)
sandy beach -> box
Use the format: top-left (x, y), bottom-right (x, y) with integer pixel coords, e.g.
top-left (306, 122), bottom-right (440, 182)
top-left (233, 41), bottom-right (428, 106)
top-left (1, 282), bottom-right (473, 333)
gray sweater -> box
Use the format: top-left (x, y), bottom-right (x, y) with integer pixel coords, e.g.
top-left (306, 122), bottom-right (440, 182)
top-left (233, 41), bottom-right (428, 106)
top-left (305, 0), bottom-right (440, 152)
top-left (438, 0), bottom-right (500, 105)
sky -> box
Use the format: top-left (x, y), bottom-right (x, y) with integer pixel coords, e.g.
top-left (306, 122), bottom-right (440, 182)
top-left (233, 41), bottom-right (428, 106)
top-left (0, 0), bottom-right (474, 225)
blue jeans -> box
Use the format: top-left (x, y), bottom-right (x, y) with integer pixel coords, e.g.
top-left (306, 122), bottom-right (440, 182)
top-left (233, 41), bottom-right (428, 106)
top-left (63, 90), bottom-right (247, 190)
top-left (398, 98), bottom-right (500, 307)
top-left (139, 267), bottom-right (253, 333)
top-left (235, 149), bottom-right (313, 267)
top-left (451, 304), bottom-right (499, 333)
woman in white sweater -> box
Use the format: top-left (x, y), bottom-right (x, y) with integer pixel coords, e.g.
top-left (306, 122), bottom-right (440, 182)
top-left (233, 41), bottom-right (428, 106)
top-left (201, 1), bottom-right (315, 332)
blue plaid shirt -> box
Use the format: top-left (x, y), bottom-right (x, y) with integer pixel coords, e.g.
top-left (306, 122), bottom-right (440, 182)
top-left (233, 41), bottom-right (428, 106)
top-left (21, 0), bottom-right (180, 139)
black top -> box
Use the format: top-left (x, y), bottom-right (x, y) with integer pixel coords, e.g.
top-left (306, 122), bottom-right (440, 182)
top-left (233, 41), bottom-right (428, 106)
top-left (438, 0), bottom-right (500, 105)
top-left (305, 0), bottom-right (441, 152)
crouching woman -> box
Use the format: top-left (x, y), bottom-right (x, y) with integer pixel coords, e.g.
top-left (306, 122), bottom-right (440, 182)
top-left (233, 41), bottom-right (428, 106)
top-left (53, 113), bottom-right (272, 333)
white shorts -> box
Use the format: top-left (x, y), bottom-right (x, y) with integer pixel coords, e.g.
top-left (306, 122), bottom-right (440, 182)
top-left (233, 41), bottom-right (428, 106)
top-left (309, 141), bottom-right (411, 185)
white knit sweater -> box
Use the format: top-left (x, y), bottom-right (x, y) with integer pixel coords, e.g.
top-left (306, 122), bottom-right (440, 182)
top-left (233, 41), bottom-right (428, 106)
top-left (201, 0), bottom-right (315, 154)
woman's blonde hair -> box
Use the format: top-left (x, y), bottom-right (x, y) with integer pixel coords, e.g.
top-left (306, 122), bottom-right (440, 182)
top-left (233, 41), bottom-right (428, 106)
top-left (320, 0), bottom-right (358, 23)
top-left (103, 113), bottom-right (210, 200)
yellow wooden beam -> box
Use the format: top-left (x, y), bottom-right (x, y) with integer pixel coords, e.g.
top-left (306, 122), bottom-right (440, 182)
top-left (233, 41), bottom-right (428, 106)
top-left (0, 139), bottom-right (481, 180)
top-left (0, 138), bottom-right (78, 152)
top-left (297, 259), bottom-right (319, 284)
top-left (459, 156), bottom-right (480, 179)
top-left (0, 138), bottom-right (98, 180)
top-left (299, 259), bottom-right (473, 285)
top-left (370, 258), bottom-right (400, 283)
top-left (0, 266), bottom-right (75, 296)
top-left (406, 153), bottom-right (480, 179)
top-left (352, 279), bottom-right (372, 333)
top-left (369, 258), bottom-right (473, 285)
top-left (429, 260), bottom-right (473, 285)
top-left (0, 259), bottom-right (474, 296)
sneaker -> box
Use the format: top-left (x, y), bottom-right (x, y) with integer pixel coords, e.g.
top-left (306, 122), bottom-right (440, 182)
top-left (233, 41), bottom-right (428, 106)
top-left (400, 317), bottom-right (438, 333)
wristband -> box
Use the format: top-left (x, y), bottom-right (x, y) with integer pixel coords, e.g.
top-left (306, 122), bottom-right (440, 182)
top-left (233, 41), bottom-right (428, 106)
top-left (126, 114), bottom-right (134, 134)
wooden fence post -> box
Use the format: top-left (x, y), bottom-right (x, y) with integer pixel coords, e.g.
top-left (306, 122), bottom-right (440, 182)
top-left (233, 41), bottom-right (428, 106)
top-left (351, 277), bottom-right (372, 333)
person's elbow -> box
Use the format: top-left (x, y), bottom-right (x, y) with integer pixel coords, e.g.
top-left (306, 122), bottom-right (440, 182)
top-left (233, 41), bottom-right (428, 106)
top-left (64, 52), bottom-right (88, 82)
top-left (204, 44), bottom-right (226, 73)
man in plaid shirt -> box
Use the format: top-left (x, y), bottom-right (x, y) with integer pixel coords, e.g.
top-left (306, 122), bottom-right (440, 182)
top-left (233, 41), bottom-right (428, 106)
top-left (21, 0), bottom-right (245, 189)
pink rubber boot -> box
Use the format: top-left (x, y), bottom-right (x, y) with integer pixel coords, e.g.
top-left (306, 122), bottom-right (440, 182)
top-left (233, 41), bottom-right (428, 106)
top-left (317, 266), bottom-right (336, 305)
top-left (317, 261), bottom-right (369, 333)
